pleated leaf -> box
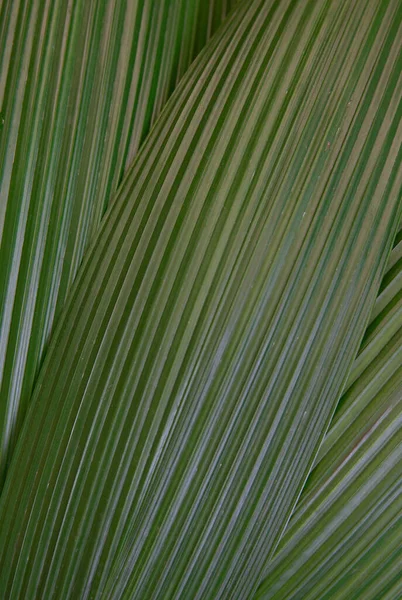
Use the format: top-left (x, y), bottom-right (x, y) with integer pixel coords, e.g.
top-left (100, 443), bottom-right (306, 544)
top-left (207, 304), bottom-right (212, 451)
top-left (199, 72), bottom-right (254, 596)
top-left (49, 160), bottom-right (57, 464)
top-left (0, 0), bottom-right (236, 487)
top-left (313, 222), bottom-right (402, 482)
top-left (1, 0), bottom-right (402, 598)
top-left (256, 224), bottom-right (402, 600)
top-left (257, 387), bottom-right (402, 600)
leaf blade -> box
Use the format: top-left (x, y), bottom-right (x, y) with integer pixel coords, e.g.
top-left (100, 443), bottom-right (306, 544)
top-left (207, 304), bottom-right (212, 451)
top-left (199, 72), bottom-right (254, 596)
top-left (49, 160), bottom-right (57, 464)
top-left (257, 166), bottom-right (402, 600)
top-left (1, 0), bottom-right (402, 598)
top-left (0, 0), bottom-right (236, 487)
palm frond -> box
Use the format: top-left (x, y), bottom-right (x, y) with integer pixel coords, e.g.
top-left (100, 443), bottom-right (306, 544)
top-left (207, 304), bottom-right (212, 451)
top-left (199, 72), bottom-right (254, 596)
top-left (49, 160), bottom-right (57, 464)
top-left (256, 220), bottom-right (402, 600)
top-left (0, 1), bottom-right (401, 598)
top-left (0, 0), bottom-right (235, 487)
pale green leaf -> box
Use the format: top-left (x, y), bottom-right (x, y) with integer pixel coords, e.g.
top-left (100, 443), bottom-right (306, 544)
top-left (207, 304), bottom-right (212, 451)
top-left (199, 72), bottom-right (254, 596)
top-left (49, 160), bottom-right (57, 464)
top-left (313, 224), bottom-right (402, 478)
top-left (256, 228), bottom-right (402, 600)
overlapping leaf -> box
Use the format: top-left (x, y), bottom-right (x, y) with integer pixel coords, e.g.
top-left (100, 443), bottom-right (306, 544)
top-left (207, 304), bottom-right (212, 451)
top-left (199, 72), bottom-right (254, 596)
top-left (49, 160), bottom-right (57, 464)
top-left (256, 224), bottom-right (402, 599)
top-left (0, 0), bottom-right (401, 598)
top-left (0, 0), bottom-right (236, 487)
top-left (257, 387), bottom-right (402, 600)
top-left (256, 203), bottom-right (402, 600)
top-left (313, 222), bottom-right (402, 484)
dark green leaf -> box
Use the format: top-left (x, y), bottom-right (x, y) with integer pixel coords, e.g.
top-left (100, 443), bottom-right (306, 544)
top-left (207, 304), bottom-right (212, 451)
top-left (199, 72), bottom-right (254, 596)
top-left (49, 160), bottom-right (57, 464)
top-left (0, 0), bottom-right (236, 487)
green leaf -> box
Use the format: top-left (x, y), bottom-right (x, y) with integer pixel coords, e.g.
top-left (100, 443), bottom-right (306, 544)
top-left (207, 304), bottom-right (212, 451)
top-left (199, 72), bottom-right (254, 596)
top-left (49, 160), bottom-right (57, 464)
top-left (256, 224), bottom-right (402, 599)
top-left (0, 0), bottom-right (236, 487)
top-left (312, 222), bottom-right (402, 480)
top-left (257, 390), bottom-right (402, 600)
top-left (343, 222), bottom-right (402, 393)
top-left (0, 0), bottom-right (401, 597)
